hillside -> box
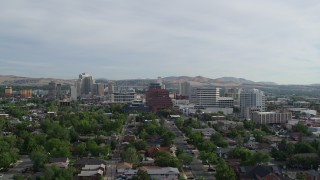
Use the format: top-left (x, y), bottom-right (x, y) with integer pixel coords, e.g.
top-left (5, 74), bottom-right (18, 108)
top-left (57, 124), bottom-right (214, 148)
top-left (0, 75), bottom-right (277, 87)
top-left (0, 75), bottom-right (74, 86)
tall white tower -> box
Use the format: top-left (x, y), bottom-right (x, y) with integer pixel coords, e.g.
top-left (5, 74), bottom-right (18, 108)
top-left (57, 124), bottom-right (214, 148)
top-left (240, 89), bottom-right (265, 119)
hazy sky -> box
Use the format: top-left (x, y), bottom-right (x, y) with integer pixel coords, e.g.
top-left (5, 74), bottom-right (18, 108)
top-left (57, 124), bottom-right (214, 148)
top-left (1, 0), bottom-right (320, 84)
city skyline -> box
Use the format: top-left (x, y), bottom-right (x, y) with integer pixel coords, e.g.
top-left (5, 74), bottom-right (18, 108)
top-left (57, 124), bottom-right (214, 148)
top-left (1, 1), bottom-right (320, 84)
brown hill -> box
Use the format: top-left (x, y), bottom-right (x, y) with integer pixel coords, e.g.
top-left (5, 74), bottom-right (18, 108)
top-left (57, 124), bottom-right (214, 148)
top-left (0, 75), bottom-right (74, 86)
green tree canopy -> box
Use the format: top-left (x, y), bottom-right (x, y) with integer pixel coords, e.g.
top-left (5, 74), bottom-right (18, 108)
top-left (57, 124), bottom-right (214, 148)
top-left (215, 159), bottom-right (236, 180)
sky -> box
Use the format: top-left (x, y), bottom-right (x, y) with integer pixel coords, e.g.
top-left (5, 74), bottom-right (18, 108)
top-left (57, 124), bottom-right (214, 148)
top-left (1, 0), bottom-right (320, 85)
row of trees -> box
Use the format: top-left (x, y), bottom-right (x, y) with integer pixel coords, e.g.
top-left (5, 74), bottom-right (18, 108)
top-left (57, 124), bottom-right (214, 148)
top-left (175, 117), bottom-right (237, 179)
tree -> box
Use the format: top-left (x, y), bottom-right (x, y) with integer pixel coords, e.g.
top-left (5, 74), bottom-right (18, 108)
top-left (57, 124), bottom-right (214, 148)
top-left (252, 129), bottom-right (266, 143)
top-left (294, 142), bottom-right (316, 154)
top-left (229, 147), bottom-right (252, 162)
top-left (87, 139), bottom-right (100, 156)
top-left (0, 152), bottom-right (13, 170)
top-left (296, 172), bottom-right (306, 180)
top-left (174, 118), bottom-right (184, 128)
top-left (45, 138), bottom-right (71, 158)
top-left (189, 132), bottom-right (203, 146)
top-left (162, 131), bottom-right (175, 147)
top-left (243, 151), bottom-right (271, 166)
top-left (0, 138), bottom-right (19, 170)
top-left (30, 148), bottom-right (49, 171)
top-left (132, 169), bottom-right (151, 180)
top-left (198, 140), bottom-right (216, 152)
top-left (215, 159), bottom-right (236, 180)
top-left (155, 152), bottom-right (181, 168)
top-left (121, 147), bottom-right (139, 164)
top-left (75, 142), bottom-right (87, 157)
top-left (133, 140), bottom-right (147, 151)
top-left (13, 174), bottom-right (25, 180)
top-left (42, 165), bottom-right (76, 180)
top-left (199, 151), bottom-right (218, 165)
top-left (177, 153), bottom-right (193, 166)
top-left (211, 133), bottom-right (228, 148)
top-left (293, 122), bottom-right (312, 136)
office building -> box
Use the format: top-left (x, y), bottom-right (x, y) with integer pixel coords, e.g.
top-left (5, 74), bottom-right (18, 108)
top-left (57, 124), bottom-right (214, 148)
top-left (93, 83), bottom-right (105, 96)
top-left (70, 86), bottom-right (77, 101)
top-left (190, 87), bottom-right (220, 108)
top-left (145, 83), bottom-right (172, 112)
top-left (240, 89), bottom-right (265, 119)
top-left (179, 81), bottom-right (191, 98)
top-left (48, 81), bottom-right (57, 99)
top-left (20, 89), bottom-right (32, 98)
top-left (217, 97), bottom-right (234, 108)
top-left (56, 83), bottom-right (62, 99)
top-left (4, 86), bottom-right (12, 97)
top-left (251, 112), bottom-right (292, 124)
top-left (77, 73), bottom-right (94, 97)
top-left (224, 88), bottom-right (241, 107)
top-left (112, 89), bottom-right (137, 103)
top-left (293, 101), bottom-right (310, 108)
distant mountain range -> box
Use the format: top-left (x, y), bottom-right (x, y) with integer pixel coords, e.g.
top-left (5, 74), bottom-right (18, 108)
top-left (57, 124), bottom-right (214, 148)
top-left (0, 74), bottom-right (302, 87)
top-left (162, 76), bottom-right (278, 87)
top-left (0, 75), bottom-right (74, 86)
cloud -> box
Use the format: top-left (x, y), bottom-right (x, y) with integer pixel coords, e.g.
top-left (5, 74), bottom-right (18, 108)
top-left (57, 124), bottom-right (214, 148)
top-left (0, 0), bottom-right (320, 84)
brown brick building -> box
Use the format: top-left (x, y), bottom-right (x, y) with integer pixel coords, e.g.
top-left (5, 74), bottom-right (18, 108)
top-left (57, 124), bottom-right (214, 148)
top-left (145, 83), bottom-right (172, 113)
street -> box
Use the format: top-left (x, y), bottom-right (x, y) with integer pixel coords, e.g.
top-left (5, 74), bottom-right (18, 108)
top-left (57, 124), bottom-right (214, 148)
top-left (1, 155), bottom-right (33, 180)
top-left (164, 120), bottom-right (215, 180)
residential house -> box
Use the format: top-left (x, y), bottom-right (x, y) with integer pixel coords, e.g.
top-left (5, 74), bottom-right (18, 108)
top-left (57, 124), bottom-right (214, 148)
top-left (146, 146), bottom-right (176, 158)
top-left (147, 167), bottom-right (179, 180)
top-left (82, 164), bottom-right (106, 173)
top-left (48, 157), bottom-right (69, 169)
top-left (120, 167), bottom-right (179, 180)
top-left (192, 128), bottom-right (216, 140)
top-left (74, 158), bottom-right (106, 170)
top-left (123, 135), bottom-right (136, 143)
top-left (237, 165), bottom-right (282, 180)
top-left (77, 170), bottom-right (104, 180)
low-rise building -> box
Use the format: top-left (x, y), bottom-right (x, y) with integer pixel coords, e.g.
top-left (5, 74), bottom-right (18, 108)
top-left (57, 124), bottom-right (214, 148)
top-left (217, 97), bottom-right (234, 108)
top-left (293, 101), bottom-right (310, 108)
top-left (192, 128), bottom-right (216, 139)
top-left (119, 167), bottom-right (179, 180)
top-left (251, 112), bottom-right (291, 124)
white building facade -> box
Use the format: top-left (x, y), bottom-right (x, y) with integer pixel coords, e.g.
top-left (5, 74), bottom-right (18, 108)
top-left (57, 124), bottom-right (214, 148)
top-left (190, 87), bottom-right (220, 108)
top-left (240, 89), bottom-right (266, 119)
top-left (251, 112), bottom-right (292, 124)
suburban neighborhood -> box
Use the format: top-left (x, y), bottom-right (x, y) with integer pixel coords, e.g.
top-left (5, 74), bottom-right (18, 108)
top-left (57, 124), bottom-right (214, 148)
top-left (0, 74), bottom-right (320, 180)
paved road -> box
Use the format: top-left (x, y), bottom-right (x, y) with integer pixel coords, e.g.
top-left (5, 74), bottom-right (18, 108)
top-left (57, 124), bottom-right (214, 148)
top-left (105, 160), bottom-right (118, 180)
top-left (1, 155), bottom-right (33, 180)
top-left (164, 120), bottom-right (215, 180)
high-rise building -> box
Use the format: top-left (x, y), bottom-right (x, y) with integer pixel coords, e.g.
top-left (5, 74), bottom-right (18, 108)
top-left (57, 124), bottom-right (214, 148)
top-left (77, 73), bottom-right (94, 97)
top-left (48, 81), bottom-right (57, 99)
top-left (70, 85), bottom-right (77, 101)
top-left (190, 87), bottom-right (220, 108)
top-left (224, 88), bottom-right (241, 107)
top-left (56, 83), bottom-right (62, 99)
top-left (146, 83), bottom-right (172, 112)
top-left (240, 89), bottom-right (265, 119)
top-left (179, 81), bottom-right (191, 98)
top-left (92, 83), bottom-right (105, 96)
top-left (20, 89), bottom-right (32, 98)
top-left (4, 86), bottom-right (12, 97)
top-left (112, 89), bottom-right (137, 103)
